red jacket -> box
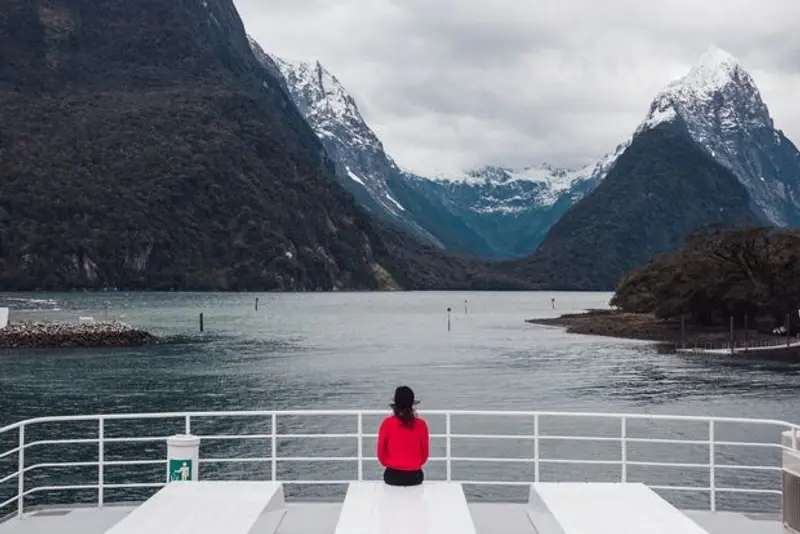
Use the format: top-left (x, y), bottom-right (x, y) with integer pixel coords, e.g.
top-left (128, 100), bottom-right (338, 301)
top-left (377, 415), bottom-right (430, 471)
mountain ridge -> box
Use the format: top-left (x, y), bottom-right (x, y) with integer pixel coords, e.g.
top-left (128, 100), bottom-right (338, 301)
top-left (637, 45), bottom-right (800, 227)
top-left (504, 122), bottom-right (762, 290)
top-left (265, 43), bottom-right (800, 286)
top-left (508, 46), bottom-right (800, 290)
top-left (261, 50), bottom-right (453, 250)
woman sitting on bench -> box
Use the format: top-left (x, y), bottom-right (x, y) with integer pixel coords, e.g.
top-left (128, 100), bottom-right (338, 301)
top-left (377, 385), bottom-right (430, 486)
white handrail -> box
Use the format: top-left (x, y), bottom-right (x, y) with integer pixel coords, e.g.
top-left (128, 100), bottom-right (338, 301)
top-left (0, 409), bottom-right (795, 520)
top-left (2, 409), bottom-right (799, 433)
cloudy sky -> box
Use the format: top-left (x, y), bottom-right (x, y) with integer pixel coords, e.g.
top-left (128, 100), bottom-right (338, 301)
top-left (236, 0), bottom-right (800, 177)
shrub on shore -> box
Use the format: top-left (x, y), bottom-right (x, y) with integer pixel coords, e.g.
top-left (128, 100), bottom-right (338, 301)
top-left (611, 225), bottom-right (800, 331)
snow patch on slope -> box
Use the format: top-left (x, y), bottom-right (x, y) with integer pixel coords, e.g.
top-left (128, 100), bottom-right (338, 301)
top-left (386, 195), bottom-right (405, 211)
top-left (345, 167), bottom-right (365, 186)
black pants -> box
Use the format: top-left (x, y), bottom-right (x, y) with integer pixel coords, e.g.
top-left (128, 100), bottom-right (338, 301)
top-left (383, 467), bottom-right (424, 486)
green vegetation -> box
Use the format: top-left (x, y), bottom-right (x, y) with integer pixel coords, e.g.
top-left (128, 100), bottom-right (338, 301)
top-left (0, 0), bottom-right (530, 291)
top-left (504, 124), bottom-right (759, 290)
top-left (611, 225), bottom-right (800, 330)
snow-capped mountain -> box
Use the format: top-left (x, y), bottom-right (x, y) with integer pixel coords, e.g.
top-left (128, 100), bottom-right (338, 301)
top-left (430, 145), bottom-right (628, 214)
top-left (637, 45), bottom-right (800, 226)
top-left (250, 36), bottom-right (623, 258)
top-left (252, 48), bottom-right (447, 248)
top-left (394, 146), bottom-right (628, 257)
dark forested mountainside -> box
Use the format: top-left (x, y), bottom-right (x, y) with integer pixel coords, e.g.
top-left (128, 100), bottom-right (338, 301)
top-left (0, 0), bottom-right (530, 291)
top-left (503, 124), bottom-right (761, 290)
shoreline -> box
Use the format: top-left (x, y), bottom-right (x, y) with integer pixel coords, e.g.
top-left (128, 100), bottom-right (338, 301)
top-left (526, 310), bottom-right (799, 353)
top-left (0, 321), bottom-right (159, 349)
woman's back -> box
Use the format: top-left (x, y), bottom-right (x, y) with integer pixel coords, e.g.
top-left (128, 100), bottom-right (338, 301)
top-left (377, 415), bottom-right (429, 471)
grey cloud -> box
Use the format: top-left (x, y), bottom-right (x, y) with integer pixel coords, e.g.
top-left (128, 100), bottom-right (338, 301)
top-left (234, 0), bottom-right (800, 175)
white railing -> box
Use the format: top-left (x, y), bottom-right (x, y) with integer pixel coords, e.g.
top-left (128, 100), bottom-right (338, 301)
top-left (0, 410), bottom-right (797, 520)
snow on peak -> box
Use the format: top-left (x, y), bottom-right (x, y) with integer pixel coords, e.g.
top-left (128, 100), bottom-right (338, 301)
top-left (270, 56), bottom-right (365, 127)
top-left (633, 46), bottom-right (798, 227)
top-left (696, 45), bottom-right (739, 72)
top-left (255, 50), bottom-right (388, 157)
top-left (638, 46), bottom-right (770, 133)
top-left (667, 45), bottom-right (746, 97)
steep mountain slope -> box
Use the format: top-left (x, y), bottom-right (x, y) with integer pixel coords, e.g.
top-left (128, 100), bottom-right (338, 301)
top-left (254, 51), bottom-right (503, 256)
top-left (505, 46), bottom-right (800, 290)
top-left (638, 46), bottom-right (800, 225)
top-left (505, 123), bottom-right (760, 290)
top-left (261, 50), bottom-right (626, 259)
top-left (0, 0), bottom-right (527, 291)
top-left (256, 54), bottom-right (437, 244)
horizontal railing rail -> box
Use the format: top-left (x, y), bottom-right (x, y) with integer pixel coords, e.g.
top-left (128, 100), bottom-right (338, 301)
top-left (0, 410), bottom-right (797, 521)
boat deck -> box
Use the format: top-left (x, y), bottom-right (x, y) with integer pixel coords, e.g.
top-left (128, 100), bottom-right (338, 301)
top-left (0, 503), bottom-right (783, 534)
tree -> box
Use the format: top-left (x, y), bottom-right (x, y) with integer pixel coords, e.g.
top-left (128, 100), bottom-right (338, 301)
top-left (612, 225), bottom-right (800, 329)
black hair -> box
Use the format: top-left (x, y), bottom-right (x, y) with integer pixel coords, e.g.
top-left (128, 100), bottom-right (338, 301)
top-left (390, 385), bottom-right (417, 427)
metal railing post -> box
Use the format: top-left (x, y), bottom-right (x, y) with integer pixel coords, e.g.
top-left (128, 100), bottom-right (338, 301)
top-left (445, 413), bottom-right (452, 481)
top-left (184, 415), bottom-right (191, 435)
top-left (357, 413), bottom-right (364, 481)
top-left (271, 413), bottom-right (277, 482)
top-left (17, 424), bottom-right (24, 518)
top-left (709, 420), bottom-right (716, 512)
top-left (98, 417), bottom-right (105, 507)
top-left (620, 416), bottom-right (627, 482)
top-left (533, 414), bottom-right (540, 482)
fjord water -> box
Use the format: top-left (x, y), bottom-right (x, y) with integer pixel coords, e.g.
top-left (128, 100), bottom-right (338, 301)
top-left (1, 291), bottom-right (799, 510)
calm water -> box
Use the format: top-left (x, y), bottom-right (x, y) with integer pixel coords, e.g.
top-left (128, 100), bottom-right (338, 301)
top-left (1, 291), bottom-right (799, 510)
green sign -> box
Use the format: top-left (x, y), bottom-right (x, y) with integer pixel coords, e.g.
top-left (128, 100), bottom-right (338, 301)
top-left (169, 458), bottom-right (193, 482)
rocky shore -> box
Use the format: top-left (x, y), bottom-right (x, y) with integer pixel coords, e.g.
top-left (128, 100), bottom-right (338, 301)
top-left (0, 321), bottom-right (159, 349)
top-left (527, 309), bottom-right (792, 348)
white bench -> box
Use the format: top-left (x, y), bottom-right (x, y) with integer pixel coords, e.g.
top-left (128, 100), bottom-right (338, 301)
top-left (104, 481), bottom-right (286, 534)
top-left (526, 482), bottom-right (711, 534)
top-left (334, 481), bottom-right (477, 534)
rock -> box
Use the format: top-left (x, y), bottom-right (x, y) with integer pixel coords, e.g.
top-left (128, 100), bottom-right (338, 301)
top-left (0, 321), bottom-right (158, 349)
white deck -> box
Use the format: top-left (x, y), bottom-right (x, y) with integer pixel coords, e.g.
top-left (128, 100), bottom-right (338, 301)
top-left (0, 503), bottom-right (783, 534)
top-left (335, 482), bottom-right (475, 534)
top-left (527, 483), bottom-right (713, 533)
top-left (104, 481), bottom-right (285, 534)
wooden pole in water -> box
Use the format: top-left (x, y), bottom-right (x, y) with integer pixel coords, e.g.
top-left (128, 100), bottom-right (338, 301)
top-left (744, 314), bottom-right (748, 352)
top-left (447, 307), bottom-right (451, 332)
top-left (680, 314), bottom-right (686, 350)
top-left (729, 315), bottom-right (734, 354)
top-left (787, 313), bottom-right (791, 349)
top-left (255, 297), bottom-right (259, 311)
top-left (199, 313), bottom-right (204, 333)
top-left (104, 303), bottom-right (109, 322)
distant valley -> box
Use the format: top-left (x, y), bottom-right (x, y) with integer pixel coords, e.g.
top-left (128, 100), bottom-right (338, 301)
top-left (253, 44), bottom-right (629, 258)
